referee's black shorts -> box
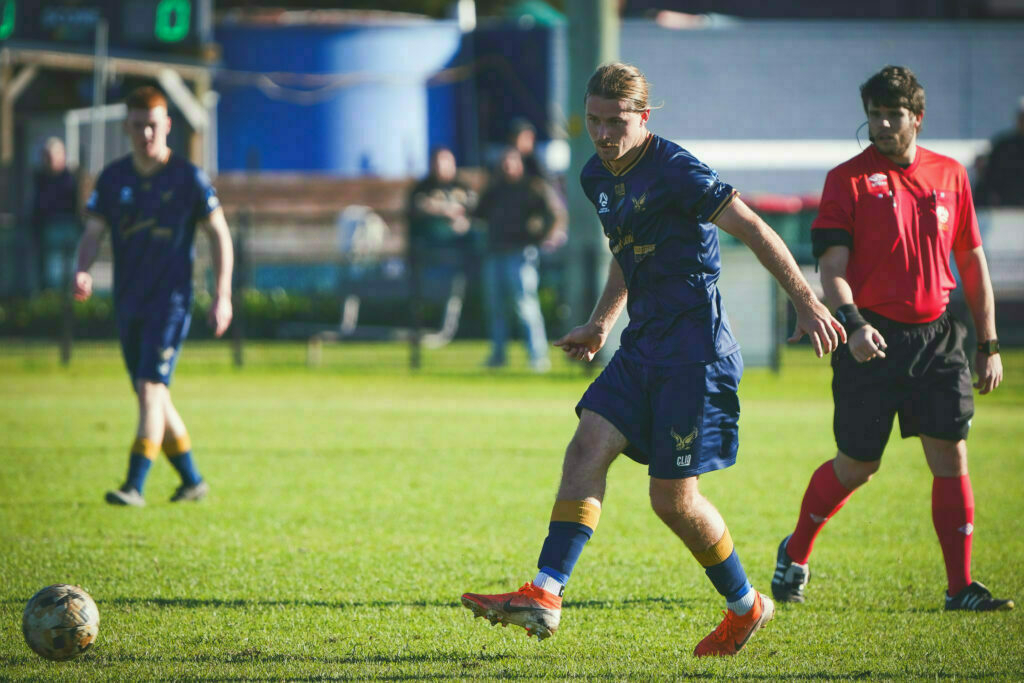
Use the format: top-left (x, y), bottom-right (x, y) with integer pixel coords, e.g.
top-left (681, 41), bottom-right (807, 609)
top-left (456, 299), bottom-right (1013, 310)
top-left (832, 309), bottom-right (974, 462)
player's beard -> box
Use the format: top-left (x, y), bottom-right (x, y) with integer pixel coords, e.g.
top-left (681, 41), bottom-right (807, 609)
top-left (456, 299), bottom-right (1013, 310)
top-left (873, 128), bottom-right (916, 160)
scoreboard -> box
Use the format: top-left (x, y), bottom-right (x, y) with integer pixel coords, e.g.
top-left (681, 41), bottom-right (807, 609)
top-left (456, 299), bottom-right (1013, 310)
top-left (0, 0), bottom-right (213, 57)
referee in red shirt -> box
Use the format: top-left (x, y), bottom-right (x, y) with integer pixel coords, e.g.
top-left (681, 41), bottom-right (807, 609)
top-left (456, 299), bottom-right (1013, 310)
top-left (771, 66), bottom-right (1012, 611)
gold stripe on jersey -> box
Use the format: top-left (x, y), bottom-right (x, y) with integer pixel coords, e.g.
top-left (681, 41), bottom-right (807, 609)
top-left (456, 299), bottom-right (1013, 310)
top-left (602, 133), bottom-right (654, 177)
top-left (707, 189), bottom-right (740, 224)
top-left (551, 499), bottom-right (602, 530)
top-left (120, 218), bottom-right (156, 239)
top-left (693, 527), bottom-right (735, 567)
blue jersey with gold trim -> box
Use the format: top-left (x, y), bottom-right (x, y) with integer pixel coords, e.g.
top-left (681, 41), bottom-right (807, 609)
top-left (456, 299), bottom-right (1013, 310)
top-left (86, 153), bottom-right (220, 316)
top-left (581, 134), bottom-right (740, 366)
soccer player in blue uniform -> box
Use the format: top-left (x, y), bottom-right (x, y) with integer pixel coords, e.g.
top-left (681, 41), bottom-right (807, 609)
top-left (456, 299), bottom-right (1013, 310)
top-left (73, 86), bottom-right (234, 507)
top-left (461, 63), bottom-right (845, 657)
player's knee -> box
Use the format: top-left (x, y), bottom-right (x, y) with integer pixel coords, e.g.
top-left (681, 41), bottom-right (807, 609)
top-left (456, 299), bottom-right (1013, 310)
top-left (834, 451), bottom-right (879, 489)
top-left (648, 477), bottom-right (697, 521)
top-left (562, 437), bottom-right (592, 472)
top-left (136, 381), bottom-right (167, 408)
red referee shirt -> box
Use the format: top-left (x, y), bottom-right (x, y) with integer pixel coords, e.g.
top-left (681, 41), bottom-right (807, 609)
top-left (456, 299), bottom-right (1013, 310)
top-left (812, 144), bottom-right (982, 323)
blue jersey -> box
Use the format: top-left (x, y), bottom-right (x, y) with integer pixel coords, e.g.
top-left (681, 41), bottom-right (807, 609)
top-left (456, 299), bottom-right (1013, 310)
top-left (86, 153), bottom-right (220, 316)
top-left (581, 134), bottom-right (740, 366)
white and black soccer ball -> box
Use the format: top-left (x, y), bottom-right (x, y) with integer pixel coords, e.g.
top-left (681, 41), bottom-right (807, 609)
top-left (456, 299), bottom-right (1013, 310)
top-left (22, 584), bottom-right (100, 661)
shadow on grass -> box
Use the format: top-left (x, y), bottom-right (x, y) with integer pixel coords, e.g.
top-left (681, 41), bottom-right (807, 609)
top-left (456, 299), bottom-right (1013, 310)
top-left (4, 651), bottom-right (1014, 681)
top-left (1, 595), bottom-right (696, 611)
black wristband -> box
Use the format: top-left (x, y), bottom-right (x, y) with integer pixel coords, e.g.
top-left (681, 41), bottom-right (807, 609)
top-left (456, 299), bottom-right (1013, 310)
top-left (977, 339), bottom-right (1000, 355)
top-left (835, 303), bottom-right (868, 334)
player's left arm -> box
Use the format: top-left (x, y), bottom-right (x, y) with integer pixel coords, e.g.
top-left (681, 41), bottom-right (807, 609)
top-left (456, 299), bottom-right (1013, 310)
top-left (714, 197), bottom-right (845, 357)
top-left (199, 206), bottom-right (234, 338)
top-left (954, 245), bottom-right (1002, 394)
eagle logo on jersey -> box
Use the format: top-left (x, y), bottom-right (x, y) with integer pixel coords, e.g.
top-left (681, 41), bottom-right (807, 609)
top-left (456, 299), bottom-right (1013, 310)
top-left (936, 205), bottom-right (950, 228)
top-left (868, 173), bottom-right (887, 188)
top-left (631, 192), bottom-right (648, 213)
top-left (671, 426), bottom-right (698, 452)
top-left (598, 192), bottom-right (609, 214)
top-left (162, 190), bottom-right (174, 203)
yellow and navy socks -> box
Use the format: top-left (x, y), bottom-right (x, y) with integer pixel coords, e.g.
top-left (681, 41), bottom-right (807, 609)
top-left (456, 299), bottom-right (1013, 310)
top-left (125, 437), bottom-right (159, 493)
top-left (693, 527), bottom-right (755, 615)
top-left (535, 499), bottom-right (602, 596)
top-left (163, 433), bottom-right (202, 486)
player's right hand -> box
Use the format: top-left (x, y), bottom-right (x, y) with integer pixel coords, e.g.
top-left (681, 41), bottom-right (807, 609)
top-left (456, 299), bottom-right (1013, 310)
top-left (788, 299), bottom-right (845, 357)
top-left (554, 323), bottom-right (605, 362)
top-left (848, 325), bottom-right (887, 363)
top-left (73, 271), bottom-right (92, 301)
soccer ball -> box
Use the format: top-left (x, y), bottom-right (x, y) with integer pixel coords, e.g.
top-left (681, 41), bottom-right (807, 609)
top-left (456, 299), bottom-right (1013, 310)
top-left (22, 584), bottom-right (100, 661)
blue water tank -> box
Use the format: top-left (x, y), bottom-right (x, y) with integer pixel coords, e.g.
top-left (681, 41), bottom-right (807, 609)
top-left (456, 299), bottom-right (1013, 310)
top-left (215, 18), bottom-right (462, 176)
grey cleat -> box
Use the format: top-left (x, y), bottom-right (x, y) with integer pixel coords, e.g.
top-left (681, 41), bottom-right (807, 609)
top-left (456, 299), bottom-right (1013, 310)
top-left (170, 480), bottom-right (209, 503)
top-left (105, 487), bottom-right (145, 507)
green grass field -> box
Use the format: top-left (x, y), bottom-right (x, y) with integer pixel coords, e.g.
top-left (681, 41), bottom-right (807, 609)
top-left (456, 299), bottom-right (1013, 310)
top-left (1, 341), bottom-right (1022, 680)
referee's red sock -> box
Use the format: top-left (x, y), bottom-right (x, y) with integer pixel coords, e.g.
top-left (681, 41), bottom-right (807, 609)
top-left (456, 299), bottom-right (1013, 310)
top-left (786, 460), bottom-right (853, 565)
top-left (932, 474), bottom-right (974, 596)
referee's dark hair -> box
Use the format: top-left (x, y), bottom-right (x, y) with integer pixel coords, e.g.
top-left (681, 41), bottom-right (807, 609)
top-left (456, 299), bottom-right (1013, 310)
top-left (860, 65), bottom-right (925, 117)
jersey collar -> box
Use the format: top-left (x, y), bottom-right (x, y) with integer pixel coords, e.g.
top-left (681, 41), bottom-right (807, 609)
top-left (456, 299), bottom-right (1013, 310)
top-left (602, 133), bottom-right (653, 177)
top-left (869, 143), bottom-right (921, 176)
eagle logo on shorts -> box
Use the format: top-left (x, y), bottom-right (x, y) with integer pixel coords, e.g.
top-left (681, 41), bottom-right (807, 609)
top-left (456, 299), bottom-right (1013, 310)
top-left (671, 426), bottom-right (698, 452)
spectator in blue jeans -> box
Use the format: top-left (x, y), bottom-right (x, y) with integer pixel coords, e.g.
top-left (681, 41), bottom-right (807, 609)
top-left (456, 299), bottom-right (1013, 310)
top-left (476, 147), bottom-right (566, 371)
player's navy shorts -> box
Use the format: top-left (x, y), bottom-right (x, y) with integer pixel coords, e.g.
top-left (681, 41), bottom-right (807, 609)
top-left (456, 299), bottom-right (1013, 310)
top-left (832, 309), bottom-right (973, 461)
top-left (576, 350), bottom-right (743, 479)
top-left (116, 294), bottom-right (191, 388)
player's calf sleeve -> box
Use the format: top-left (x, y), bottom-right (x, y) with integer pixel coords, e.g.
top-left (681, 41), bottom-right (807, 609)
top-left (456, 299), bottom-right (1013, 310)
top-left (536, 500), bottom-right (601, 589)
top-left (695, 527), bottom-right (752, 607)
top-left (932, 475), bottom-right (974, 596)
top-left (786, 460), bottom-right (854, 564)
top-left (164, 433), bottom-right (201, 486)
top-left (126, 438), bottom-right (160, 492)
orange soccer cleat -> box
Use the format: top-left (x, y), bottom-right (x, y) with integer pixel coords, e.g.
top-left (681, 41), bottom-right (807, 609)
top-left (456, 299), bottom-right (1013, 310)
top-left (461, 582), bottom-right (562, 640)
top-left (693, 591), bottom-right (775, 657)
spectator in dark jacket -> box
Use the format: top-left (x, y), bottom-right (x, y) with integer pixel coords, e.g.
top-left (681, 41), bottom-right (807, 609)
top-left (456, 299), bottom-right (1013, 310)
top-left (975, 97), bottom-right (1024, 207)
top-left (30, 137), bottom-right (80, 290)
top-left (476, 147), bottom-right (566, 371)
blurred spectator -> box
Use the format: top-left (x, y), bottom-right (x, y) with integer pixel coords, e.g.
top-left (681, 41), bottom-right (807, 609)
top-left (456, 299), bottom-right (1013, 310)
top-left (406, 146), bottom-right (478, 332)
top-left (975, 97), bottom-right (1024, 206)
top-left (476, 147), bottom-right (566, 372)
top-left (509, 117), bottom-right (547, 180)
top-left (406, 146), bottom-right (476, 250)
top-left (30, 137), bottom-right (81, 290)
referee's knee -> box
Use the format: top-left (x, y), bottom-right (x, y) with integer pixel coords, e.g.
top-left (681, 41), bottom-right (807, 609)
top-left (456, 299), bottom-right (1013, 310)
top-left (834, 450), bottom-right (880, 489)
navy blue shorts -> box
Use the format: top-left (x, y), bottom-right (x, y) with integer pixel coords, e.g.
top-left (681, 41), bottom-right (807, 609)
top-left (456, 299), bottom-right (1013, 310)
top-left (117, 297), bottom-right (191, 387)
top-left (576, 350), bottom-right (743, 479)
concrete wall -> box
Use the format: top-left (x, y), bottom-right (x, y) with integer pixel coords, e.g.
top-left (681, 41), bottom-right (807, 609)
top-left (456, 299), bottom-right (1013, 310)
top-left (622, 19), bottom-right (1024, 194)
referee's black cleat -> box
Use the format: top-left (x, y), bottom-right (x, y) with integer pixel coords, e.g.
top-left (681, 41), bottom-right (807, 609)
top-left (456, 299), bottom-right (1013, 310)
top-left (945, 581), bottom-right (1014, 611)
top-left (771, 535), bottom-right (810, 603)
